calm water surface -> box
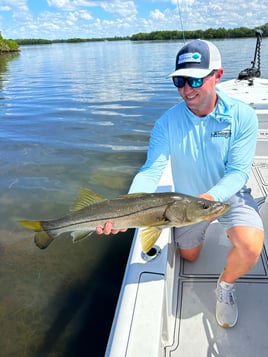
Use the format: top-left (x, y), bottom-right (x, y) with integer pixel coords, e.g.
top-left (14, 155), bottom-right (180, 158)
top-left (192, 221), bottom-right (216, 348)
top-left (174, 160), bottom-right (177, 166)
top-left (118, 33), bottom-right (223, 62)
top-left (1, 38), bottom-right (267, 356)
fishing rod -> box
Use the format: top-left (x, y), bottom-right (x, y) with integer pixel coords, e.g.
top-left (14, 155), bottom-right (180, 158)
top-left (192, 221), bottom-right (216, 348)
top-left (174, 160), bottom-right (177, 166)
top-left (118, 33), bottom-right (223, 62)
top-left (177, 0), bottom-right (185, 43)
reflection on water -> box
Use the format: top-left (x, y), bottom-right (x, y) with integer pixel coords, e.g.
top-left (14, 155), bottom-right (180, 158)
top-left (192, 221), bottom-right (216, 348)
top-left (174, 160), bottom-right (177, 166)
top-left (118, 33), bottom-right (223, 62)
top-left (0, 226), bottom-right (134, 356)
top-left (0, 38), bottom-right (268, 356)
top-left (0, 52), bottom-right (20, 88)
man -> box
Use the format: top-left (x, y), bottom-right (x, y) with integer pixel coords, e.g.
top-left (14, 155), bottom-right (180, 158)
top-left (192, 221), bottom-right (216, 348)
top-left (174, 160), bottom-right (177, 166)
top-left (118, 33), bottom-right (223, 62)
top-left (96, 39), bottom-right (264, 328)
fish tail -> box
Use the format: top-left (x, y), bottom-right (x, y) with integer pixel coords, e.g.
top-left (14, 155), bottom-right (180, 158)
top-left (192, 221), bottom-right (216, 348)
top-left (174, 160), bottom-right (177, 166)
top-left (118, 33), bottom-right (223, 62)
top-left (18, 220), bottom-right (54, 249)
top-left (34, 231), bottom-right (54, 249)
top-left (18, 220), bottom-right (43, 232)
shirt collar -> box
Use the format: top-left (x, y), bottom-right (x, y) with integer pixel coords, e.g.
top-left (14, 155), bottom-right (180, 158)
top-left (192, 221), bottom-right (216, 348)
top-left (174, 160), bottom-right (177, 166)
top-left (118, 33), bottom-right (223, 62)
top-left (213, 87), bottom-right (234, 123)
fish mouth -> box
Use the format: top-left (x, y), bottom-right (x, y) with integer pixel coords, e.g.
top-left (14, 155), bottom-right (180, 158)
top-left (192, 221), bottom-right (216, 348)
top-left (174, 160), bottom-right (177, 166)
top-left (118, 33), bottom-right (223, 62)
top-left (206, 203), bottom-right (230, 220)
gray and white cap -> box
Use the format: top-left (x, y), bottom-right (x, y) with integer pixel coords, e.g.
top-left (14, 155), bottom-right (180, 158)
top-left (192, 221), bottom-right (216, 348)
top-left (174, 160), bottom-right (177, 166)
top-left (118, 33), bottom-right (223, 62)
top-left (169, 39), bottom-right (222, 78)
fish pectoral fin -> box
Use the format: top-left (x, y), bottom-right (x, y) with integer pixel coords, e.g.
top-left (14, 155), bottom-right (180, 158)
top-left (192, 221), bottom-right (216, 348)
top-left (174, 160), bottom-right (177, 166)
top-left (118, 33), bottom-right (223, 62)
top-left (70, 187), bottom-right (107, 212)
top-left (139, 227), bottom-right (162, 254)
top-left (71, 230), bottom-right (95, 243)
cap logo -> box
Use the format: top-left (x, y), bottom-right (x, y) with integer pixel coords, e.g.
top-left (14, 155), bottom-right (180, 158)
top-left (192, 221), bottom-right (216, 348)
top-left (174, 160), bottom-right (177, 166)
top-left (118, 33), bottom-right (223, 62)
top-left (178, 52), bottom-right (202, 64)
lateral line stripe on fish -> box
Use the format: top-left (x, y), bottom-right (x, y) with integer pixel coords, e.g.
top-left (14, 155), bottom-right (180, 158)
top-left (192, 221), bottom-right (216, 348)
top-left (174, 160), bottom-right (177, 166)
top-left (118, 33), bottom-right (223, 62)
top-left (41, 203), bottom-right (170, 232)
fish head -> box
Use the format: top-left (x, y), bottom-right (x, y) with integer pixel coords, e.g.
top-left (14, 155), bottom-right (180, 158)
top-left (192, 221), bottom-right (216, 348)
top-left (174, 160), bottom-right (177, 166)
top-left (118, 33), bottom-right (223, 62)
top-left (187, 198), bottom-right (230, 222)
top-left (166, 195), bottom-right (230, 226)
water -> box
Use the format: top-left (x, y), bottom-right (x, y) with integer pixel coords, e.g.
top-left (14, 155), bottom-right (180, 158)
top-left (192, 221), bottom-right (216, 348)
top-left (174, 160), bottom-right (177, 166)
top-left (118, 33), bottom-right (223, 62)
top-left (1, 38), bottom-right (267, 356)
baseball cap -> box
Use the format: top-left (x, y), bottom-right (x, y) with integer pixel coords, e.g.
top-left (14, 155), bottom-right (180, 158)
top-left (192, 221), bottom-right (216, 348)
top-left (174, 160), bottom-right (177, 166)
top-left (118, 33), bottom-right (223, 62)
top-left (169, 39), bottom-right (222, 78)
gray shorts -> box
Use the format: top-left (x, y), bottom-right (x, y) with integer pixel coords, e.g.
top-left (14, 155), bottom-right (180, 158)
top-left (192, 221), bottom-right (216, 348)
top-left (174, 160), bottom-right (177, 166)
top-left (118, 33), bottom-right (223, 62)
top-left (174, 188), bottom-right (264, 250)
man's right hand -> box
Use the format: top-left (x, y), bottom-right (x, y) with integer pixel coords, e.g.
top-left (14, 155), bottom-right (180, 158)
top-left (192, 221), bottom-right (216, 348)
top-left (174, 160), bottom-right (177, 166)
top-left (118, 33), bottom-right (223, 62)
top-left (96, 221), bottom-right (128, 235)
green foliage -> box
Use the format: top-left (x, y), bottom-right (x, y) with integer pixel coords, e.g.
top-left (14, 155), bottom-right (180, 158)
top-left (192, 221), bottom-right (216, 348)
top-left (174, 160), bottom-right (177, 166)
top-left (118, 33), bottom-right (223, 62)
top-left (0, 37), bottom-right (19, 52)
top-left (16, 38), bottom-right (52, 45)
top-left (130, 24), bottom-right (268, 41)
top-left (0, 33), bottom-right (19, 52)
top-left (2, 23), bottom-right (268, 48)
top-left (15, 36), bottom-right (130, 45)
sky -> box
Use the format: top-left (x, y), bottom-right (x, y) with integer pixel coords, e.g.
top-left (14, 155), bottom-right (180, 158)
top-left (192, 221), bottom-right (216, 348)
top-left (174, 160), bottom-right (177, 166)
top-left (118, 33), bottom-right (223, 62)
top-left (0, 0), bottom-right (267, 40)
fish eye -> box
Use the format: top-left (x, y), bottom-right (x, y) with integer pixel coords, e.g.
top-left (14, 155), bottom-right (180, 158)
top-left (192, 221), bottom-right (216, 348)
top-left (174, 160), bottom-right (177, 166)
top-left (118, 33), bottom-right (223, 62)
top-left (198, 200), bottom-right (210, 209)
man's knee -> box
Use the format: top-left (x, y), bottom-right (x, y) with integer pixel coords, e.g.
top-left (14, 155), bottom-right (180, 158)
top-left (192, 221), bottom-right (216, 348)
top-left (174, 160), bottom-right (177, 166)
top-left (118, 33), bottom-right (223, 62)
top-left (227, 226), bottom-right (264, 262)
top-left (178, 244), bottom-right (203, 262)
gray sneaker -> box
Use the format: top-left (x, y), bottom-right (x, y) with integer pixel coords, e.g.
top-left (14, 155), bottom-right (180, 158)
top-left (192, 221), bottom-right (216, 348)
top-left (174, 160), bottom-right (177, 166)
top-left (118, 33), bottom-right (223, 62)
top-left (216, 278), bottom-right (238, 328)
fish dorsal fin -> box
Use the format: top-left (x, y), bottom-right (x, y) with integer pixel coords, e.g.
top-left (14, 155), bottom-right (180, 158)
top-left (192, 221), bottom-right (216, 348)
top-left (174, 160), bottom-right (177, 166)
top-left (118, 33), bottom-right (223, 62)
top-left (70, 187), bottom-right (107, 212)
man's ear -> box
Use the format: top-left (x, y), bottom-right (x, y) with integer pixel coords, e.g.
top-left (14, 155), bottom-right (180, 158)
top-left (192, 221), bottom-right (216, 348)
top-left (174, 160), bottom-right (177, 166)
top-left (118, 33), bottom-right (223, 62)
top-left (215, 68), bottom-right (224, 82)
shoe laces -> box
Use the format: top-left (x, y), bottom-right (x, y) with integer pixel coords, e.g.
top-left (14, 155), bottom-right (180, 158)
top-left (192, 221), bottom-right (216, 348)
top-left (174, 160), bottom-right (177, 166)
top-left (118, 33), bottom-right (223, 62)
top-left (218, 283), bottom-right (236, 305)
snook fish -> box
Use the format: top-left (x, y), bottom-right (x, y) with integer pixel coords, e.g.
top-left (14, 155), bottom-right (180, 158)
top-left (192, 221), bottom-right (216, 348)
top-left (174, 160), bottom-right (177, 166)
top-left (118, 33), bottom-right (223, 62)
top-left (18, 187), bottom-right (230, 253)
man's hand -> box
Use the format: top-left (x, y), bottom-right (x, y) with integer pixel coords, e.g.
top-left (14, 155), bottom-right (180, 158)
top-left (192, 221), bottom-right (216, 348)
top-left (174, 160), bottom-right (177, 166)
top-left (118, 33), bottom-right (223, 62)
top-left (197, 193), bottom-right (215, 201)
top-left (96, 221), bottom-right (128, 235)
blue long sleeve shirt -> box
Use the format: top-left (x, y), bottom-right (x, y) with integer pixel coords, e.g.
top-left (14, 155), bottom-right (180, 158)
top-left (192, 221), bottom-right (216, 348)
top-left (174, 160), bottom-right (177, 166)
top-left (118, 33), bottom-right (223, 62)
top-left (129, 88), bottom-right (258, 202)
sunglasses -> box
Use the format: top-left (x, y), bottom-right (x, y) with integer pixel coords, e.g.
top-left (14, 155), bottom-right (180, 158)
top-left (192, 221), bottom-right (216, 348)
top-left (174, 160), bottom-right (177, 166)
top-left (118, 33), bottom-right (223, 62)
top-left (172, 70), bottom-right (216, 89)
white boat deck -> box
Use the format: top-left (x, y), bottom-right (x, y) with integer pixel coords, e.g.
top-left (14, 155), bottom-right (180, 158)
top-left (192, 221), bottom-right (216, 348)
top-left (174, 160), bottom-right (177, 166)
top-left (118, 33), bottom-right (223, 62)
top-left (105, 77), bottom-right (268, 357)
top-left (164, 95), bottom-right (268, 355)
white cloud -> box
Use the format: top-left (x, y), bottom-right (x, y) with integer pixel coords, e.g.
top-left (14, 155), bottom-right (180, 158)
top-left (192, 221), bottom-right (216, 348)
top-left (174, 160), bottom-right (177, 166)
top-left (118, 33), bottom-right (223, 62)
top-left (47, 0), bottom-right (71, 8)
top-left (46, 0), bottom-right (137, 16)
top-left (43, 22), bottom-right (61, 31)
top-left (1, 0), bottom-right (26, 6)
top-left (66, 12), bottom-right (78, 25)
top-left (150, 9), bottom-right (166, 21)
top-left (100, 1), bottom-right (137, 17)
top-left (0, 0), bottom-right (267, 40)
top-left (79, 10), bottom-right (93, 20)
top-left (0, 6), bottom-right (11, 11)
top-left (0, 0), bottom-right (32, 24)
